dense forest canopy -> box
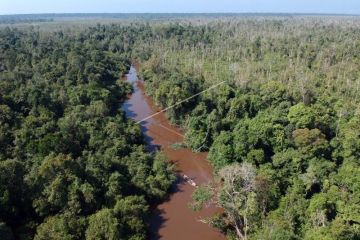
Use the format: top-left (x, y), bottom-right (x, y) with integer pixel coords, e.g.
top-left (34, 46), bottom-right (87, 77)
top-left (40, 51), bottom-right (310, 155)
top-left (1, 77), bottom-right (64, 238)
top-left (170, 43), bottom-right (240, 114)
top-left (0, 24), bottom-right (174, 240)
top-left (0, 15), bottom-right (359, 240)
top-left (134, 17), bottom-right (360, 239)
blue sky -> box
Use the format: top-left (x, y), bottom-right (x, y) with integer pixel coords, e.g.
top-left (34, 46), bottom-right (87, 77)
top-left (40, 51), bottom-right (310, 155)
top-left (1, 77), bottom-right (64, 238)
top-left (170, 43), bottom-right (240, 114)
top-left (1, 0), bottom-right (359, 15)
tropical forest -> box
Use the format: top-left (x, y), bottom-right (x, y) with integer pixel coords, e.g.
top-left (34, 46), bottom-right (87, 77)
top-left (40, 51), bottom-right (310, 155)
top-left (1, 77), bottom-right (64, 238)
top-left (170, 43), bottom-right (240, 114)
top-left (0, 12), bottom-right (359, 240)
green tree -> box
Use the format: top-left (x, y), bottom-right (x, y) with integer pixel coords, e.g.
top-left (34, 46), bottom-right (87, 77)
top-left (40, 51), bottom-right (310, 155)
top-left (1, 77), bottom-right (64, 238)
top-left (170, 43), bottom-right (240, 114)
top-left (208, 131), bottom-right (234, 170)
top-left (288, 103), bottom-right (315, 129)
top-left (85, 209), bottom-right (120, 240)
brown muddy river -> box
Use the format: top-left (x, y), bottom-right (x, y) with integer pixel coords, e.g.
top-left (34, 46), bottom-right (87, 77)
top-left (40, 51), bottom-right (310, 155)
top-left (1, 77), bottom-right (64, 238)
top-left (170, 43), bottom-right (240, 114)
top-left (123, 66), bottom-right (225, 240)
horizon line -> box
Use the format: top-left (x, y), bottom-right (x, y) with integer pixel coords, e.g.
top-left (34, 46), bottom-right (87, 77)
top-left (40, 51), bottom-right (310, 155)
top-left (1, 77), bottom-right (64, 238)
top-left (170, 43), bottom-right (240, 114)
top-left (1, 12), bottom-right (360, 17)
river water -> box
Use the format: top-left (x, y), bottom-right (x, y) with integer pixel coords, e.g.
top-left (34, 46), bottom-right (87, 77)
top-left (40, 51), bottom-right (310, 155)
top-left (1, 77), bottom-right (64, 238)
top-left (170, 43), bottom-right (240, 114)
top-left (123, 66), bottom-right (225, 240)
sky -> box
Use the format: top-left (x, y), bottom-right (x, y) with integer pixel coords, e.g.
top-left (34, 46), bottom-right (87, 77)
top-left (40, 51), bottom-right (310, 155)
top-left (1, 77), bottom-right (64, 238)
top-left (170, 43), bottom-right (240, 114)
top-left (0, 0), bottom-right (359, 15)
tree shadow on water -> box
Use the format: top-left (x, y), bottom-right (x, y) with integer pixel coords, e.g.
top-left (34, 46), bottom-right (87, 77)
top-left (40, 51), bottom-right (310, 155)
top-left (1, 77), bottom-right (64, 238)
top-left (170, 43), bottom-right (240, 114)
top-left (123, 102), bottom-right (137, 119)
top-left (139, 121), bottom-right (161, 152)
top-left (148, 175), bottom-right (186, 240)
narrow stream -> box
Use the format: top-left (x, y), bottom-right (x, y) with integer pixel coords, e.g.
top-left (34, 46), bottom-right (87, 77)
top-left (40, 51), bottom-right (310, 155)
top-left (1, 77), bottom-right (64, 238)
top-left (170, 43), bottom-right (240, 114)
top-left (123, 66), bottom-right (225, 240)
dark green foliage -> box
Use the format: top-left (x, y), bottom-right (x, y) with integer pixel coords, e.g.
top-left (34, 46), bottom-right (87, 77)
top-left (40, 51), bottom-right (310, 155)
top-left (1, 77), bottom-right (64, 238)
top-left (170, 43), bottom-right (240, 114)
top-left (0, 25), bottom-right (174, 240)
top-left (0, 222), bottom-right (14, 240)
top-left (208, 131), bottom-right (234, 170)
top-left (85, 209), bottom-right (121, 240)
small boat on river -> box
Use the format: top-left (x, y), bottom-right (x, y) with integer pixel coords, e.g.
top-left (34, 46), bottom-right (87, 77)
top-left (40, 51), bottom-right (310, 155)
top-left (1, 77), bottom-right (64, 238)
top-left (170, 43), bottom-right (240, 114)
top-left (182, 174), bottom-right (197, 187)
